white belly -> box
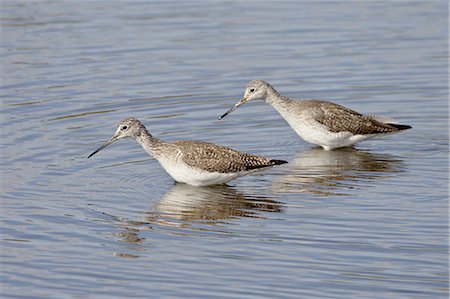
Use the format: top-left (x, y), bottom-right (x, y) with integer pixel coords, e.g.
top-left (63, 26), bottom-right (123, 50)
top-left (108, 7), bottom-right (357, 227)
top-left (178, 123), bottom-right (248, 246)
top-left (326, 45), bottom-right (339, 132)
top-left (284, 116), bottom-right (376, 150)
top-left (156, 157), bottom-right (241, 186)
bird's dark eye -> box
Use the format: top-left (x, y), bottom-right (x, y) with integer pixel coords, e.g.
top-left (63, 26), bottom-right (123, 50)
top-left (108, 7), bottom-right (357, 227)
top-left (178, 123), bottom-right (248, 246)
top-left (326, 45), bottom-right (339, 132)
top-left (249, 88), bottom-right (255, 93)
top-left (121, 125), bottom-right (128, 130)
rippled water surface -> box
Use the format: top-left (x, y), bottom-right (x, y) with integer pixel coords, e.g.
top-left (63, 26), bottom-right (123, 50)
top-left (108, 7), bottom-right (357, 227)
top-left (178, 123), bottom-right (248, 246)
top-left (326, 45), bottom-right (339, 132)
top-left (1, 1), bottom-right (448, 298)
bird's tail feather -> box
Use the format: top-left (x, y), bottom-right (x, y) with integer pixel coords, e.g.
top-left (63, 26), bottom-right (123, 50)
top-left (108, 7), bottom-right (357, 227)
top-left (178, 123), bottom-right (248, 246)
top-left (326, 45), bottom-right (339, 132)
top-left (387, 123), bottom-right (412, 130)
top-left (269, 159), bottom-right (288, 166)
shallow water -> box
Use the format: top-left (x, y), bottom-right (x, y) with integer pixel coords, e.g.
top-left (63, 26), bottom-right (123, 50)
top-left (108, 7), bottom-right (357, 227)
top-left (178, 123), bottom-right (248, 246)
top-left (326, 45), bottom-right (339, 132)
top-left (1, 1), bottom-right (448, 298)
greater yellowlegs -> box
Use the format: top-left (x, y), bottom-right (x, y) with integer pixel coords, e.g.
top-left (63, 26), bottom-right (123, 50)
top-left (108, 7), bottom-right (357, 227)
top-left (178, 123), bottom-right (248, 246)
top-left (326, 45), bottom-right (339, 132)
top-left (88, 118), bottom-right (287, 186)
top-left (219, 80), bottom-right (412, 150)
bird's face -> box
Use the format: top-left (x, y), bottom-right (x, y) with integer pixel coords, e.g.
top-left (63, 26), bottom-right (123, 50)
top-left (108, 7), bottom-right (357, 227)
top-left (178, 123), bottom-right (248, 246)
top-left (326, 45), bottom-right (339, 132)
top-left (112, 118), bottom-right (144, 140)
top-left (219, 80), bottom-right (269, 119)
top-left (242, 80), bottom-right (269, 102)
top-left (88, 118), bottom-right (144, 158)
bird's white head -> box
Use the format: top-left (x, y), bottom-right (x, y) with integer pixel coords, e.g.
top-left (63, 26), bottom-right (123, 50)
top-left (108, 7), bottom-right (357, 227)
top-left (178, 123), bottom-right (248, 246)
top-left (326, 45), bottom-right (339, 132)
top-left (243, 80), bottom-right (271, 102)
top-left (88, 118), bottom-right (146, 158)
top-left (112, 118), bottom-right (146, 140)
top-left (219, 80), bottom-right (271, 119)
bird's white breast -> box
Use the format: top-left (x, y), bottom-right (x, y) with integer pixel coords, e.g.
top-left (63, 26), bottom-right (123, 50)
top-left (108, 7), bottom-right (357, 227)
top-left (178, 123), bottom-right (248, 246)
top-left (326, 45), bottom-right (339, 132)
top-left (156, 157), bottom-right (240, 186)
top-left (280, 111), bottom-right (375, 150)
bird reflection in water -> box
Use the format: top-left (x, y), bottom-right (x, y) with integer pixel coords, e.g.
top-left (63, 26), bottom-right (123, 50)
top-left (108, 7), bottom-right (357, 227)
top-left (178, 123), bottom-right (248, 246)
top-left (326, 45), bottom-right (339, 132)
top-left (115, 184), bottom-right (284, 245)
top-left (272, 147), bottom-right (405, 196)
top-left (148, 183), bottom-right (283, 228)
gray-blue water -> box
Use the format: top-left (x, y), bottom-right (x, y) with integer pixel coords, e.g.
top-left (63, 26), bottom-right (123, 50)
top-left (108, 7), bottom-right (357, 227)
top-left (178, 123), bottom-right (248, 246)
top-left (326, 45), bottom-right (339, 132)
top-left (1, 1), bottom-right (448, 298)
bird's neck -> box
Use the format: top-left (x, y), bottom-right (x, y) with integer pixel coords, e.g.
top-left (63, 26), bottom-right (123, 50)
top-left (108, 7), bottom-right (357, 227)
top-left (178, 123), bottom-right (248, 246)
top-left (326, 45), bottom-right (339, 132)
top-left (265, 86), bottom-right (292, 112)
top-left (135, 129), bottom-right (164, 158)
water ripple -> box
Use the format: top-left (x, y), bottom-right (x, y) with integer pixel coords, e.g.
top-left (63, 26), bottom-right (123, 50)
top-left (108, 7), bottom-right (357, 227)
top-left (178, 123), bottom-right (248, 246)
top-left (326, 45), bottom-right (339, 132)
top-left (1, 1), bottom-right (448, 298)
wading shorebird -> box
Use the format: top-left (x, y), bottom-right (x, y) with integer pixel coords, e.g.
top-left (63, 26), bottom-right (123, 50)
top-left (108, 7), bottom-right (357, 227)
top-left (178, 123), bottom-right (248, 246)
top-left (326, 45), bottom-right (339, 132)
top-left (219, 80), bottom-right (412, 150)
top-left (88, 118), bottom-right (287, 186)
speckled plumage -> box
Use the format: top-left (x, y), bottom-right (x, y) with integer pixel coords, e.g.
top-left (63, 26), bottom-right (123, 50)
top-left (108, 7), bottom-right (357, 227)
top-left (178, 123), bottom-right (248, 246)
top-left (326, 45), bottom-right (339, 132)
top-left (220, 80), bottom-right (412, 150)
top-left (171, 140), bottom-right (285, 173)
top-left (291, 99), bottom-right (407, 135)
top-left (88, 118), bottom-right (286, 186)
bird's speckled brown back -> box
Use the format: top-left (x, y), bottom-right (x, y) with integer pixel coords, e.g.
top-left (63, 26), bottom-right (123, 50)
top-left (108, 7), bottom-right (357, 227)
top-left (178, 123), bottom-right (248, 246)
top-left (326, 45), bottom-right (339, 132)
top-left (172, 140), bottom-right (286, 173)
top-left (299, 100), bottom-right (407, 135)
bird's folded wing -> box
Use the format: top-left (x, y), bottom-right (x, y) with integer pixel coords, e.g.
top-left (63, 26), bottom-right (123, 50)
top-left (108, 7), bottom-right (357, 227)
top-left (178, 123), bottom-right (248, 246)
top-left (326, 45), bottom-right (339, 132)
top-left (313, 102), bottom-right (400, 135)
top-left (174, 141), bottom-right (278, 173)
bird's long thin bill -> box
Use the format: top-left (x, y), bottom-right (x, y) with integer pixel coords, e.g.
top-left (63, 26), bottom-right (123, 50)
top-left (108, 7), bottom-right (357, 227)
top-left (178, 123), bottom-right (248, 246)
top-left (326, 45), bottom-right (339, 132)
top-left (218, 98), bottom-right (247, 120)
top-left (87, 136), bottom-right (117, 158)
